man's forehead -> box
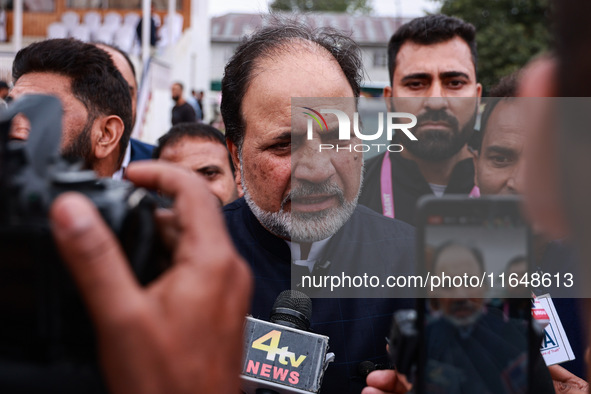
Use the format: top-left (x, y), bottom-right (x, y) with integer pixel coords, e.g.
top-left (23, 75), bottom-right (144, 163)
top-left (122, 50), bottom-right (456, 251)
top-left (292, 99), bottom-right (356, 129)
top-left (249, 51), bottom-right (350, 91)
top-left (162, 139), bottom-right (232, 173)
top-left (12, 72), bottom-right (73, 98)
top-left (435, 245), bottom-right (479, 269)
top-left (483, 101), bottom-right (527, 146)
top-left (394, 37), bottom-right (476, 78)
top-left (241, 50), bottom-right (355, 137)
top-left (163, 137), bottom-right (227, 159)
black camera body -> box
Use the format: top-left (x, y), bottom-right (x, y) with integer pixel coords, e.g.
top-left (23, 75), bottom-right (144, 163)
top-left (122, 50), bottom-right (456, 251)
top-left (0, 95), bottom-right (167, 369)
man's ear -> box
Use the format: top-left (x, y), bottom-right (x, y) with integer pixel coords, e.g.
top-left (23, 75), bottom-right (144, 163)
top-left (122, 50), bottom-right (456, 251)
top-left (475, 82), bottom-right (483, 108)
top-left (93, 115), bottom-right (125, 160)
top-left (227, 137), bottom-right (243, 195)
top-left (476, 82), bottom-right (483, 98)
top-left (383, 85), bottom-right (394, 111)
top-left (226, 137), bottom-right (240, 172)
top-left (235, 173), bottom-right (244, 198)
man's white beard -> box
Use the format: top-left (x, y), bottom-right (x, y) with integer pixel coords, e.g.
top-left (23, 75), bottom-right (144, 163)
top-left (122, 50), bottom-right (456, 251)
top-left (443, 300), bottom-right (485, 329)
top-left (241, 159), bottom-right (363, 243)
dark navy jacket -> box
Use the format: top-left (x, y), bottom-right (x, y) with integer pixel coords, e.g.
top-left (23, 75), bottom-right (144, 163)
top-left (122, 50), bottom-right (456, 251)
top-left (129, 138), bottom-right (155, 162)
top-left (224, 198), bottom-right (415, 393)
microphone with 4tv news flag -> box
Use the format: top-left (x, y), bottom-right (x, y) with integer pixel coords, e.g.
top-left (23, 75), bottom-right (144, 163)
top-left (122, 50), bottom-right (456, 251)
top-left (241, 290), bottom-right (334, 394)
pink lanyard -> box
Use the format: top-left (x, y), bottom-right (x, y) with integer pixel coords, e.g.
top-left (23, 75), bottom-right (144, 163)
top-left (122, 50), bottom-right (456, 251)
top-left (380, 153), bottom-right (395, 218)
top-left (379, 153), bottom-right (481, 218)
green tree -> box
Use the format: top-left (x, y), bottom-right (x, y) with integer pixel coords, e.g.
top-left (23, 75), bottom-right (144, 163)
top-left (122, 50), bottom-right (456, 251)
top-left (434, 0), bottom-right (552, 93)
top-left (270, 0), bottom-right (372, 15)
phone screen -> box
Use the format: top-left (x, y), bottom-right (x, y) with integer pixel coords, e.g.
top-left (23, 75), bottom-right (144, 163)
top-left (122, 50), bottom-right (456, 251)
top-left (414, 196), bottom-right (550, 394)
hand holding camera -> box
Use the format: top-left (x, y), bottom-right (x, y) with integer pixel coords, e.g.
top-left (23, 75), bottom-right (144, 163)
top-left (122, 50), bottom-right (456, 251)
top-left (52, 161), bottom-right (252, 394)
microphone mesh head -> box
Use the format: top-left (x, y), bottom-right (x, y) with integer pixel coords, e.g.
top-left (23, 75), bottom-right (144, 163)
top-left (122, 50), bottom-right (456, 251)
top-left (270, 290), bottom-right (312, 331)
top-left (357, 361), bottom-right (376, 379)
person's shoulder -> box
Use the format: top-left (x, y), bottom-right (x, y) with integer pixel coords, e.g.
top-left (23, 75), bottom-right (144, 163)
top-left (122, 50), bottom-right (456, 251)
top-left (223, 199), bottom-right (249, 239)
top-left (130, 138), bottom-right (155, 161)
top-left (223, 197), bottom-right (248, 217)
top-left (222, 198), bottom-right (261, 247)
top-left (130, 138), bottom-right (155, 151)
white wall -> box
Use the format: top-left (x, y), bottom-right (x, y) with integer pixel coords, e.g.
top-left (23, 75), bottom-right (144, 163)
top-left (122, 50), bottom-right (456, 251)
top-left (361, 45), bottom-right (390, 87)
top-left (210, 42), bottom-right (238, 83)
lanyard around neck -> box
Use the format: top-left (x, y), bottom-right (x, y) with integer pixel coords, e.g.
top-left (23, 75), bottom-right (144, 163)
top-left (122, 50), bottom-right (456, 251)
top-left (379, 153), bottom-right (481, 218)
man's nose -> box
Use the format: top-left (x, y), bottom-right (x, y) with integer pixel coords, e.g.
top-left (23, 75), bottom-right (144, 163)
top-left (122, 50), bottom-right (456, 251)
top-left (507, 159), bottom-right (524, 195)
top-left (424, 82), bottom-right (449, 111)
top-left (292, 144), bottom-right (336, 184)
top-left (449, 287), bottom-right (472, 299)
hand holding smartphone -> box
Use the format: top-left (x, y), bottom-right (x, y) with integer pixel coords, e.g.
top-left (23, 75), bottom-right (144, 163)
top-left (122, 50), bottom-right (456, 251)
top-left (414, 195), bottom-right (553, 394)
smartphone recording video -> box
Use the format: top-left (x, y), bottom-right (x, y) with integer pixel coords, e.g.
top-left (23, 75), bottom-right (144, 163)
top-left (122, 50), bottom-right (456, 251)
top-left (414, 195), bottom-right (553, 394)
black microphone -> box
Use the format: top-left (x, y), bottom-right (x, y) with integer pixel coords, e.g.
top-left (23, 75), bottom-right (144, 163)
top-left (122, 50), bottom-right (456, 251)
top-left (388, 309), bottom-right (418, 376)
top-left (357, 361), bottom-right (377, 380)
top-left (241, 290), bottom-right (333, 394)
top-left (270, 290), bottom-right (312, 331)
top-left (357, 360), bottom-right (390, 380)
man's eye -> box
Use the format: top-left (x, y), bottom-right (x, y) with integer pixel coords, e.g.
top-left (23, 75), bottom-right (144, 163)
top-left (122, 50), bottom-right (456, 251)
top-left (489, 155), bottom-right (512, 166)
top-left (197, 169), bottom-right (219, 179)
top-left (447, 80), bottom-right (466, 89)
top-left (321, 133), bottom-right (341, 144)
top-left (270, 141), bottom-right (292, 151)
top-left (405, 81), bottom-right (426, 89)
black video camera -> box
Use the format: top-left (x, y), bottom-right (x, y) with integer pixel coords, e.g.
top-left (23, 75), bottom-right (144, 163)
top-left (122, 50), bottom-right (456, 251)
top-left (0, 95), bottom-right (168, 372)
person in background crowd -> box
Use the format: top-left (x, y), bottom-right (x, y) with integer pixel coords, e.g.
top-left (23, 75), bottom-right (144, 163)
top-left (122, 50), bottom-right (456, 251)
top-left (0, 80), bottom-right (9, 100)
top-left (9, 39), bottom-right (132, 178)
top-left (171, 82), bottom-right (196, 126)
top-left (193, 89), bottom-right (205, 121)
top-left (95, 43), bottom-right (155, 179)
top-left (359, 14), bottom-right (481, 226)
top-left (186, 89), bottom-right (203, 122)
top-left (154, 122), bottom-right (239, 206)
top-left (135, 3), bottom-right (159, 47)
top-left (0, 80), bottom-right (9, 108)
top-left (473, 74), bottom-right (587, 391)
